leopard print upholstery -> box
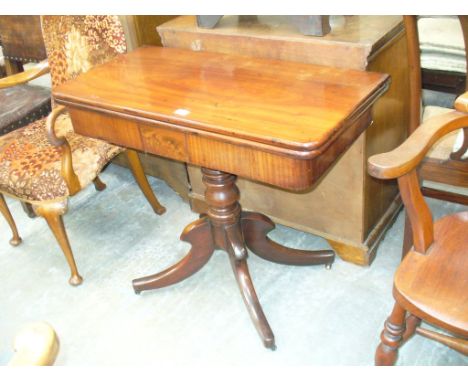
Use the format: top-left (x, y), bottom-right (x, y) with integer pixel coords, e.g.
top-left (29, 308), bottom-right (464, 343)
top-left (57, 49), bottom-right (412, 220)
top-left (0, 16), bottom-right (127, 202)
top-left (0, 114), bottom-right (122, 202)
top-left (41, 16), bottom-right (126, 90)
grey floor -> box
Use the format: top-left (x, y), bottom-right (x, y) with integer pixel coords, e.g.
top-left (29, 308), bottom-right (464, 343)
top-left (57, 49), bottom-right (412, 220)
top-left (0, 164), bottom-right (466, 366)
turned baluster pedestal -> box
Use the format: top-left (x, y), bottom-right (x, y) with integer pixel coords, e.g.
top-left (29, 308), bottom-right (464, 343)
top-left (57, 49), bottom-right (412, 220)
top-left (133, 168), bottom-right (335, 349)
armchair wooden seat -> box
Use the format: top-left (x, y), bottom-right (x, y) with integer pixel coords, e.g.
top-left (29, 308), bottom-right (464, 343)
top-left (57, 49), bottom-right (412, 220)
top-left (368, 92), bottom-right (468, 365)
top-left (0, 16), bottom-right (166, 286)
top-left (395, 211), bottom-right (468, 336)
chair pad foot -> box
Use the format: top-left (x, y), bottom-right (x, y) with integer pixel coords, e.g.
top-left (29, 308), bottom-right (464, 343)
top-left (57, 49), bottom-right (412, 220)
top-left (9, 237), bottom-right (22, 246)
top-left (69, 275), bottom-right (83, 286)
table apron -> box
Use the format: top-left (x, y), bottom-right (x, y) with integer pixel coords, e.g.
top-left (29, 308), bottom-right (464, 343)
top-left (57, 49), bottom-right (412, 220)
top-left (67, 107), bottom-right (372, 191)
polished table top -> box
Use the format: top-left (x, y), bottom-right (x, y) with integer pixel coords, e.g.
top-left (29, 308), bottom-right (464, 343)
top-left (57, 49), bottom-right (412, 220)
top-left (54, 46), bottom-right (389, 190)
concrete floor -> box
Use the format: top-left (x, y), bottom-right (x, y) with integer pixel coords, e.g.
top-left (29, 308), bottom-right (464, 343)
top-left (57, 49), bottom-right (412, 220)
top-left (0, 164), bottom-right (466, 366)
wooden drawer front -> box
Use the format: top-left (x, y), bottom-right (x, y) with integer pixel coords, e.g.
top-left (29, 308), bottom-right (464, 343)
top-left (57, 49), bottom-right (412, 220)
top-left (68, 108), bottom-right (144, 151)
top-left (186, 133), bottom-right (313, 190)
top-left (139, 123), bottom-right (188, 162)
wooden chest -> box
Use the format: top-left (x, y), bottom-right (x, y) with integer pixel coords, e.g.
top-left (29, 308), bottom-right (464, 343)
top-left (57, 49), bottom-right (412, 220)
top-left (156, 15), bottom-right (410, 265)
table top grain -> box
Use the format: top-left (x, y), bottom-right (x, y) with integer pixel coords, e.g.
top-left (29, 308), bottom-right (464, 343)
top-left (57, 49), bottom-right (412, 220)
top-left (54, 46), bottom-right (389, 154)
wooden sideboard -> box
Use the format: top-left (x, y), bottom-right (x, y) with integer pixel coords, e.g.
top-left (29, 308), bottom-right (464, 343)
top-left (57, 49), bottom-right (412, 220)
top-left (154, 15), bottom-right (410, 266)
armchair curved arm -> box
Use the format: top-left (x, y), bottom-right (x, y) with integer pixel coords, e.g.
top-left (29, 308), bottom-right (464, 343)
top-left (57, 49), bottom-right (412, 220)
top-left (46, 106), bottom-right (81, 195)
top-left (0, 60), bottom-right (49, 89)
top-left (368, 110), bottom-right (468, 180)
top-left (46, 105), bottom-right (68, 146)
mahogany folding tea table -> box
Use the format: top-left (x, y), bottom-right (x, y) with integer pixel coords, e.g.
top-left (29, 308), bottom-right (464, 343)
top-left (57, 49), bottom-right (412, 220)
top-left (53, 46), bottom-right (389, 349)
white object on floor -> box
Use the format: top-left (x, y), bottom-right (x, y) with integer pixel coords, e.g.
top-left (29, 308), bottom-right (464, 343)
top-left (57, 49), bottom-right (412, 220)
top-left (8, 321), bottom-right (59, 366)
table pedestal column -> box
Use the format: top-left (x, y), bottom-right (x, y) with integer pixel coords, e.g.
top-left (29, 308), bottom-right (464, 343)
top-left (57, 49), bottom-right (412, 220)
top-left (132, 168), bottom-right (335, 349)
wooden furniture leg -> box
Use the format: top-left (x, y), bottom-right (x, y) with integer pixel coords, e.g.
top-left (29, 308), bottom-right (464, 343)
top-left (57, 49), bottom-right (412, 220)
top-left (415, 327), bottom-right (468, 355)
top-left (401, 212), bottom-right (413, 259)
top-left (0, 193), bottom-right (22, 246)
top-left (92, 176), bottom-right (106, 191)
top-left (20, 202), bottom-right (37, 218)
top-left (242, 212), bottom-right (335, 267)
top-left (34, 202), bottom-right (83, 286)
top-left (133, 217), bottom-right (214, 292)
top-left (125, 149), bottom-right (166, 215)
top-left (4, 58), bottom-right (24, 76)
top-left (375, 302), bottom-right (407, 365)
top-left (398, 314), bottom-right (468, 356)
top-left (229, 253), bottom-right (276, 349)
top-left (402, 314), bottom-right (421, 342)
top-left (132, 168), bottom-right (334, 349)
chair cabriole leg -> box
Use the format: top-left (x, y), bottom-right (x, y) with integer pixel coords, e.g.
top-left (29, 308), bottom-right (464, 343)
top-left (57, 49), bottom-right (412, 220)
top-left (34, 202), bottom-right (83, 286)
top-left (125, 149), bottom-right (166, 215)
top-left (0, 193), bottom-right (22, 246)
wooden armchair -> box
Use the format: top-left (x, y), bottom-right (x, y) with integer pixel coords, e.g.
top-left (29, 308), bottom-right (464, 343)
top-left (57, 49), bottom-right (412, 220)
top-left (0, 16), bottom-right (166, 286)
top-left (368, 91), bottom-right (468, 365)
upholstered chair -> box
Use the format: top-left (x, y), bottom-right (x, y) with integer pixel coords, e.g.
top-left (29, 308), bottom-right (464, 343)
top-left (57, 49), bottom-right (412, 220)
top-left (0, 16), bottom-right (166, 286)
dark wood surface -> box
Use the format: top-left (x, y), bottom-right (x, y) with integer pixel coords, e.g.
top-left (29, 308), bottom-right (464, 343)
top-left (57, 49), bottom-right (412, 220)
top-left (422, 69), bottom-right (466, 95)
top-left (420, 157), bottom-right (468, 188)
top-left (404, 16), bottom-right (422, 135)
top-left (421, 187), bottom-right (468, 206)
top-left (55, 46), bottom-right (389, 190)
